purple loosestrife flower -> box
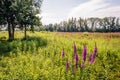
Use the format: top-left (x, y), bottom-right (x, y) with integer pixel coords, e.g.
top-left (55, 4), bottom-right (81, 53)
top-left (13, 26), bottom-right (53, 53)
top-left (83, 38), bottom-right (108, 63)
top-left (75, 53), bottom-right (79, 61)
top-left (89, 45), bottom-right (98, 64)
top-left (89, 53), bottom-right (94, 64)
top-left (75, 61), bottom-right (78, 68)
top-left (61, 49), bottom-right (65, 58)
top-left (75, 53), bottom-right (79, 68)
top-left (66, 60), bottom-right (69, 71)
top-left (93, 45), bottom-right (97, 58)
top-left (82, 45), bottom-right (87, 62)
top-left (74, 43), bottom-right (77, 54)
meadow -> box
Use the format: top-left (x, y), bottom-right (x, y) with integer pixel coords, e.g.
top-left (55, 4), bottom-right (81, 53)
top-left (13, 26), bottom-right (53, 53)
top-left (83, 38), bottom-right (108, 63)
top-left (0, 31), bottom-right (120, 80)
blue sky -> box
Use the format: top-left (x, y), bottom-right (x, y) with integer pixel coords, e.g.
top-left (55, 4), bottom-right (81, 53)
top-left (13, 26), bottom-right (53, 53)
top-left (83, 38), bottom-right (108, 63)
top-left (40, 0), bottom-right (120, 24)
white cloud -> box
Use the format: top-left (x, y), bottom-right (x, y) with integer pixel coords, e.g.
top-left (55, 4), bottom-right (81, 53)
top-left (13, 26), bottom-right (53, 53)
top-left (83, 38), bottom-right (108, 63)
top-left (68, 0), bottom-right (120, 19)
top-left (39, 12), bottom-right (67, 25)
top-left (38, 13), bottom-right (58, 24)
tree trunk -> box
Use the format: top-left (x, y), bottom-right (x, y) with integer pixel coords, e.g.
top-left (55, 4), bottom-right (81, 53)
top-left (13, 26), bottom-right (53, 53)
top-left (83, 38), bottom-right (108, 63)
top-left (11, 23), bottom-right (15, 40)
top-left (8, 23), bottom-right (12, 40)
top-left (24, 25), bottom-right (27, 39)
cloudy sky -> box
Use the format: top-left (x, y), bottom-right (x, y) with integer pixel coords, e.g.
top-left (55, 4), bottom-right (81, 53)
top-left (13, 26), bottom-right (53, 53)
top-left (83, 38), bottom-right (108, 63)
top-left (41, 0), bottom-right (120, 24)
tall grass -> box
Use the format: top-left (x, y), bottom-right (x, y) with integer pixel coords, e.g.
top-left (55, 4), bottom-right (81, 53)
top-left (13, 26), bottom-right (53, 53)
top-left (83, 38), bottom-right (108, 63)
top-left (0, 31), bottom-right (120, 80)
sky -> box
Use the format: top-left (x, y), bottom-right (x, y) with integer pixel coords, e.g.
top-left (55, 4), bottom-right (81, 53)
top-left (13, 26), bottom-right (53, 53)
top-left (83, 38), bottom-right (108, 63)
top-left (40, 0), bottom-right (120, 25)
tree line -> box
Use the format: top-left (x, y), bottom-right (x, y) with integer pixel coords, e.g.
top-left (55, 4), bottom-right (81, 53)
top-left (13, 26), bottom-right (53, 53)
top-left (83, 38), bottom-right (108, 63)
top-left (0, 0), bottom-right (42, 40)
top-left (42, 17), bottom-right (120, 32)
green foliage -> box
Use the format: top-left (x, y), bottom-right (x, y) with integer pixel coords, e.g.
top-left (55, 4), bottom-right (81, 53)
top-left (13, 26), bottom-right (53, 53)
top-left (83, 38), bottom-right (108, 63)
top-left (0, 35), bottom-right (47, 55)
top-left (0, 31), bottom-right (120, 79)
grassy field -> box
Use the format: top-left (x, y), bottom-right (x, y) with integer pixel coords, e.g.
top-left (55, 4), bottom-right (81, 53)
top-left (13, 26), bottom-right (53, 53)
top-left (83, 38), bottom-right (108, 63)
top-left (0, 31), bottom-right (120, 80)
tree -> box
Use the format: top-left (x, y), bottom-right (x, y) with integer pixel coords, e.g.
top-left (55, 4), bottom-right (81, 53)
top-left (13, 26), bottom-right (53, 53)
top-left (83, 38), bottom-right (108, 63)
top-left (84, 19), bottom-right (89, 31)
top-left (116, 18), bottom-right (120, 32)
top-left (0, 0), bottom-right (42, 40)
top-left (0, 0), bottom-right (16, 40)
top-left (88, 18), bottom-right (99, 32)
top-left (14, 0), bottom-right (42, 39)
top-left (78, 18), bottom-right (84, 32)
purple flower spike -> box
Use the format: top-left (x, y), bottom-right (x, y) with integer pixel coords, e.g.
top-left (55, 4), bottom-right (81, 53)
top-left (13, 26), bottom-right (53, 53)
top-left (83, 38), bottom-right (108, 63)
top-left (61, 49), bottom-right (65, 58)
top-left (75, 53), bottom-right (79, 68)
top-left (66, 60), bottom-right (69, 71)
top-left (93, 45), bottom-right (97, 58)
top-left (89, 53), bottom-right (94, 64)
top-left (82, 45), bottom-right (87, 62)
top-left (74, 43), bottom-right (77, 54)
top-left (75, 53), bottom-right (79, 61)
top-left (76, 61), bottom-right (78, 68)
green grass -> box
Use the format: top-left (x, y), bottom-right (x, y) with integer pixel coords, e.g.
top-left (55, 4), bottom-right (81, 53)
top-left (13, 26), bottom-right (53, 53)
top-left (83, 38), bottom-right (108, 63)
top-left (0, 31), bottom-right (120, 80)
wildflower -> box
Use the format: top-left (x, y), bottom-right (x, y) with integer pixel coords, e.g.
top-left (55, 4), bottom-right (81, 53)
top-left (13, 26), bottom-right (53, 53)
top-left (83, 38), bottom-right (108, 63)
top-left (75, 53), bottom-right (79, 68)
top-left (61, 49), bottom-right (65, 58)
top-left (89, 45), bottom-right (98, 64)
top-left (89, 53), bottom-right (94, 64)
top-left (75, 61), bottom-right (78, 68)
top-left (93, 45), bottom-right (97, 58)
top-left (66, 60), bottom-right (69, 71)
top-left (75, 53), bottom-right (79, 61)
top-left (82, 45), bottom-right (87, 62)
